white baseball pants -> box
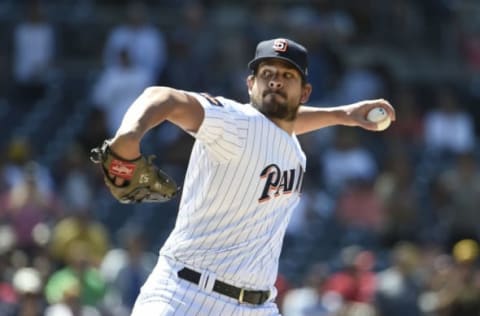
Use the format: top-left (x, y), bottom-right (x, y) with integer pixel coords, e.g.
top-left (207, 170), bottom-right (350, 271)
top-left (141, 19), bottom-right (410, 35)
top-left (130, 255), bottom-right (281, 316)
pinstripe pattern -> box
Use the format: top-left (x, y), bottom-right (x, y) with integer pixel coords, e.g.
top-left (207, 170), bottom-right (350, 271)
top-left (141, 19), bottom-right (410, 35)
top-left (136, 93), bottom-right (306, 315)
top-left (131, 256), bottom-right (281, 316)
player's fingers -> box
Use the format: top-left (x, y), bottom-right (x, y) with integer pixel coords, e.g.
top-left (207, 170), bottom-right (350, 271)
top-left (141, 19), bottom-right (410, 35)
top-left (115, 177), bottom-right (125, 186)
top-left (109, 172), bottom-right (126, 186)
top-left (379, 99), bottom-right (396, 121)
top-left (361, 120), bottom-right (382, 131)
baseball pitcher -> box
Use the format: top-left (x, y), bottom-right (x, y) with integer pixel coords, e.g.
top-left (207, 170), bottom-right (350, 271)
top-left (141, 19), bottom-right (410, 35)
top-left (92, 38), bottom-right (395, 315)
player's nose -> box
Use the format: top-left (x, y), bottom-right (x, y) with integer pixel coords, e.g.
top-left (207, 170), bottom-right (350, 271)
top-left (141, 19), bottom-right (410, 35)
top-left (268, 80), bottom-right (283, 89)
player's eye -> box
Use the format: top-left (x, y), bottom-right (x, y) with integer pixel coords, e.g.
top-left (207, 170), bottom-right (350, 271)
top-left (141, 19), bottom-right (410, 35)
top-left (261, 70), bottom-right (272, 78)
top-left (284, 72), bottom-right (293, 79)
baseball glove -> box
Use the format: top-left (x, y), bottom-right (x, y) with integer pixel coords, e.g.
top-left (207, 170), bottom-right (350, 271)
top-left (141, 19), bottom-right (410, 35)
top-left (90, 140), bottom-right (178, 203)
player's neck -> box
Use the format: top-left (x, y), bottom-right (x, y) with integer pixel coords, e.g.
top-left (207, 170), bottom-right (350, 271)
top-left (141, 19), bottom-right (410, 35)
top-left (269, 117), bottom-right (295, 135)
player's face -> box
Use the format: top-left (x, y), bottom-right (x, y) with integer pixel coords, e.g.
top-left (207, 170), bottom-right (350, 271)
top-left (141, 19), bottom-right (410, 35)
top-left (247, 60), bottom-right (312, 121)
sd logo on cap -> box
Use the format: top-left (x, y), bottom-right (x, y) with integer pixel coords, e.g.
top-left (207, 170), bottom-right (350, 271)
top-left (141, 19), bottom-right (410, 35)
top-left (248, 38), bottom-right (309, 79)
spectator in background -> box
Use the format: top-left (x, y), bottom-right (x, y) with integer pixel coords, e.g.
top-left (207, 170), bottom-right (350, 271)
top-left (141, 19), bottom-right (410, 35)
top-left (0, 225), bottom-right (17, 316)
top-left (462, 27), bottom-right (480, 98)
top-left (463, 28), bottom-right (480, 72)
top-left (274, 273), bottom-right (291, 315)
top-left (321, 127), bottom-right (378, 195)
top-left (57, 144), bottom-right (95, 214)
top-left (423, 87), bottom-right (476, 156)
top-left (49, 207), bottom-right (109, 267)
top-left (444, 239), bottom-right (480, 316)
top-left (335, 178), bottom-right (386, 245)
top-left (1, 162), bottom-right (62, 257)
top-left (12, 0), bottom-right (55, 106)
top-left (1, 137), bottom-right (54, 196)
top-left (375, 242), bottom-right (422, 316)
top-left (386, 86), bottom-right (424, 158)
top-left (418, 0), bottom-right (454, 56)
top-left (92, 49), bottom-right (151, 136)
top-left (333, 63), bottom-right (386, 105)
top-left (375, 151), bottom-right (421, 245)
top-left (377, 0), bottom-right (425, 48)
top-left (44, 269), bottom-right (102, 316)
top-left (167, 1), bottom-right (214, 91)
top-left (284, 189), bottom-right (315, 243)
top-left (282, 4), bottom-right (351, 104)
top-left (10, 267), bottom-right (46, 316)
top-left (45, 241), bottom-right (106, 309)
top-left (420, 239), bottom-right (480, 316)
top-left (152, 2), bottom-right (217, 166)
top-left (282, 263), bottom-right (330, 316)
top-left (100, 227), bottom-right (156, 315)
top-left (212, 33), bottom-right (251, 100)
top-left (323, 246), bottom-right (377, 306)
top-left (434, 152), bottom-right (480, 246)
top-left (103, 1), bottom-right (167, 83)
top-left (77, 108), bottom-right (110, 155)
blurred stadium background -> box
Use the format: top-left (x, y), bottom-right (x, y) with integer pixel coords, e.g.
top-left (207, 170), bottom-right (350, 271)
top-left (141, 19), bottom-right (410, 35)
top-left (1, 0), bottom-right (480, 315)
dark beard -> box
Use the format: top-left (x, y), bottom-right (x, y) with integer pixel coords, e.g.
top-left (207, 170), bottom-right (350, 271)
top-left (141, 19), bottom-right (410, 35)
top-left (253, 91), bottom-right (299, 121)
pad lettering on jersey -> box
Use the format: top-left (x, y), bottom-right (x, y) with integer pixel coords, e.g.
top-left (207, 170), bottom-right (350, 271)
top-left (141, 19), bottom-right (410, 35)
top-left (258, 164), bottom-right (304, 202)
top-left (109, 159), bottom-right (136, 180)
top-left (200, 93), bottom-right (223, 107)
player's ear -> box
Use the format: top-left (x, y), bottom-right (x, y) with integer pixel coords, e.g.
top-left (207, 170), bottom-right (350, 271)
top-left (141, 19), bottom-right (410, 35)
top-left (300, 83), bottom-right (312, 104)
top-left (246, 75), bottom-right (254, 95)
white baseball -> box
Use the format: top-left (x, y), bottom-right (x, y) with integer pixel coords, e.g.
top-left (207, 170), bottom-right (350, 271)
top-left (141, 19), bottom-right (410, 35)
top-left (366, 107), bottom-right (391, 131)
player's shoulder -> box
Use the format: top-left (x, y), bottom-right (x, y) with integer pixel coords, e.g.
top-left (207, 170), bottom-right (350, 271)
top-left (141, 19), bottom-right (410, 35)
top-left (217, 97), bottom-right (261, 119)
top-left (191, 92), bottom-right (261, 121)
top-left (215, 96), bottom-right (245, 109)
top-left (196, 93), bottom-right (248, 112)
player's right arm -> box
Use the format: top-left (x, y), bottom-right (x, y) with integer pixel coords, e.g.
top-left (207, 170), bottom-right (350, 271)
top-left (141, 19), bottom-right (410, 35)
top-left (295, 99), bottom-right (396, 135)
top-left (109, 86), bottom-right (204, 159)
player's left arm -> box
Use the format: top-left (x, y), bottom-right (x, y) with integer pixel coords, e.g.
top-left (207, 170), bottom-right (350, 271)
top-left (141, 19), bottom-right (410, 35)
top-left (295, 99), bottom-right (396, 135)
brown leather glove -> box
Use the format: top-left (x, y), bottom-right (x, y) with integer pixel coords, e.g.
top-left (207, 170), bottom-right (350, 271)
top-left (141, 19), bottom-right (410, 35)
top-left (90, 140), bottom-right (178, 203)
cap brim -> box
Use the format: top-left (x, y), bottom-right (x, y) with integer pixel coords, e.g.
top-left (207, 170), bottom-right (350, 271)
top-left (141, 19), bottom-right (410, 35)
top-left (248, 57), bottom-right (306, 79)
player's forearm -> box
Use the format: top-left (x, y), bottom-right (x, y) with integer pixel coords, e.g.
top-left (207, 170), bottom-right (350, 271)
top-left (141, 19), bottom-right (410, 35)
top-left (110, 87), bottom-right (203, 159)
top-left (109, 87), bottom-right (173, 157)
top-left (115, 87), bottom-right (174, 136)
top-left (296, 99), bottom-right (395, 135)
top-left (295, 105), bottom-right (352, 135)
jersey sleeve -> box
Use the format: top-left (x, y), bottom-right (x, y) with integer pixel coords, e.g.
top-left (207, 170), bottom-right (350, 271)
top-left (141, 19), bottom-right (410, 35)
top-left (187, 92), bottom-right (247, 163)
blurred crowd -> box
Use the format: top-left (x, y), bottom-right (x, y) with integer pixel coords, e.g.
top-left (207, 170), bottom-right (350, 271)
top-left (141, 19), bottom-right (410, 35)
top-left (0, 0), bottom-right (480, 315)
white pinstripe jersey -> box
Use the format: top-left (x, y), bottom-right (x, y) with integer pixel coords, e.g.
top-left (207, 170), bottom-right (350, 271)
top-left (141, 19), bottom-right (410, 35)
top-left (160, 92), bottom-right (306, 291)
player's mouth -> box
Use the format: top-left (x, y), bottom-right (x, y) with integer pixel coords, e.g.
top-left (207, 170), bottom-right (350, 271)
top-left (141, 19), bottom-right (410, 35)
top-left (263, 90), bottom-right (286, 99)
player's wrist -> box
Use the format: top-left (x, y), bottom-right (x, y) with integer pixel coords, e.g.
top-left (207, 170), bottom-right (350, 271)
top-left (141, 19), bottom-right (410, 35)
top-left (328, 105), bottom-right (355, 126)
top-left (109, 133), bottom-right (142, 160)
